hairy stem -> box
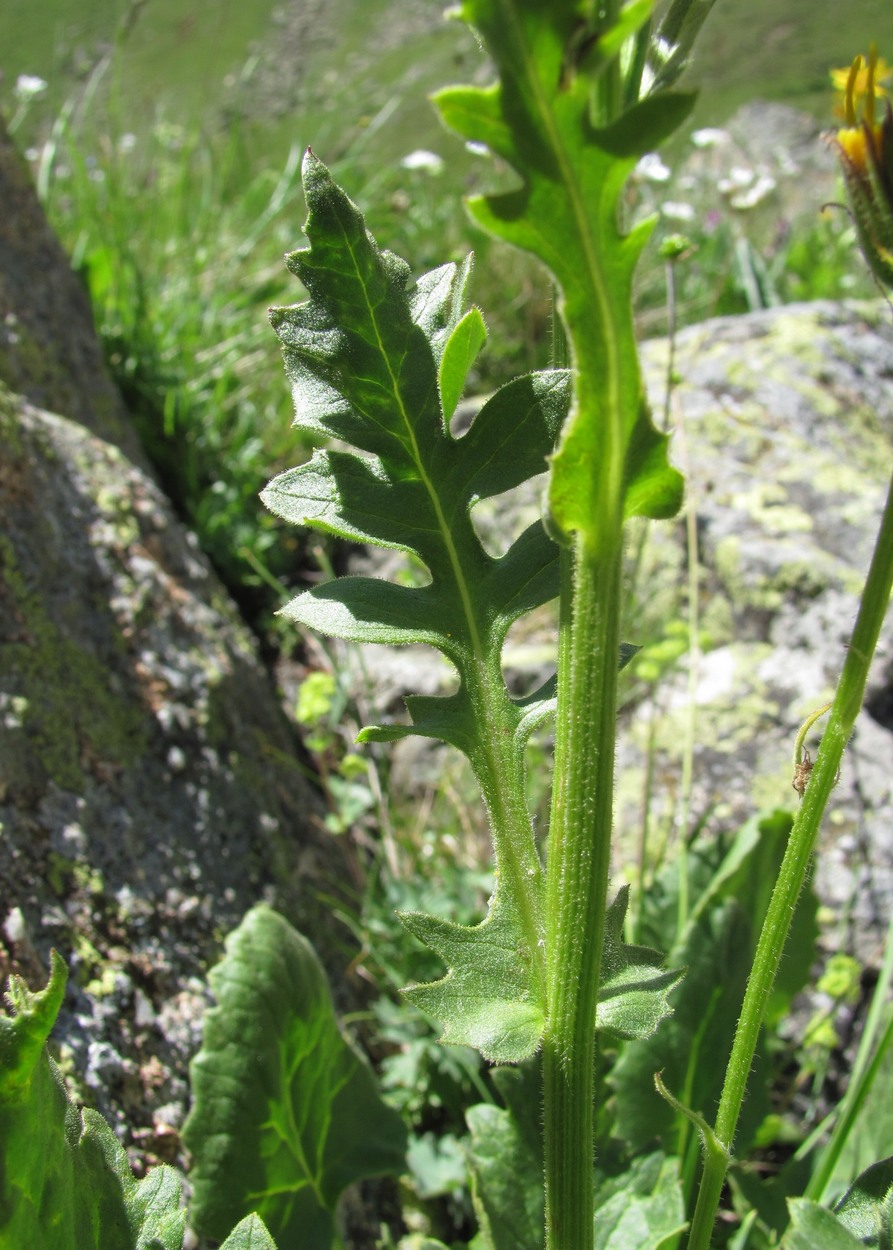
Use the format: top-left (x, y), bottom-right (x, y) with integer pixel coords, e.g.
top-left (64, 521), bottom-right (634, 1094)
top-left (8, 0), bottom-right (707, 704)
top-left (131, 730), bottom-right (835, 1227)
top-left (470, 659), bottom-right (547, 977)
top-left (687, 463), bottom-right (893, 1250)
top-left (544, 534), bottom-right (623, 1250)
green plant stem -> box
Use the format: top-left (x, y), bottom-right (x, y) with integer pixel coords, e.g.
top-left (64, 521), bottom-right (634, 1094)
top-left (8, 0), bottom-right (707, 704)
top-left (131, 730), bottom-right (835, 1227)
top-left (687, 463), bottom-right (893, 1250)
top-left (593, 0), bottom-right (622, 123)
top-left (544, 533), bottom-right (623, 1250)
top-left (673, 382), bottom-right (700, 937)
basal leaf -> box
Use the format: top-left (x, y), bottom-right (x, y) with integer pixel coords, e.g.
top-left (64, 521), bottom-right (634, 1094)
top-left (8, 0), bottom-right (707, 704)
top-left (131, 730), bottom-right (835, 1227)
top-left (0, 949), bottom-right (65, 1103)
top-left (183, 905), bottom-right (406, 1250)
top-left (780, 1199), bottom-right (865, 1250)
top-left (0, 953), bottom-right (185, 1250)
top-left (612, 812), bottom-right (818, 1155)
top-left (434, 2), bottom-right (691, 546)
top-left (830, 1024), bottom-right (893, 1194)
top-left (834, 1156), bottom-right (893, 1247)
top-left (593, 1153), bottom-right (686, 1250)
top-left (465, 1065), bottom-right (544, 1250)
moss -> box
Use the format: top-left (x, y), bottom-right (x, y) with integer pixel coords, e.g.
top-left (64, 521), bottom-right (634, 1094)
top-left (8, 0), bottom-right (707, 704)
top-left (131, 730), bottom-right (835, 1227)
top-left (0, 382), bottom-right (24, 449)
top-left (83, 967), bottom-right (121, 999)
top-left (46, 853), bottom-right (105, 897)
top-left (0, 533), bottom-right (148, 793)
top-left (0, 314), bottom-right (122, 440)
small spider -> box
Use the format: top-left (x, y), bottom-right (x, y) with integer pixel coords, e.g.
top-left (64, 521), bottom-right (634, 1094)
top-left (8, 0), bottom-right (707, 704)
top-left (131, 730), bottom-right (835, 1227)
top-left (792, 750), bottom-right (814, 798)
top-left (792, 750), bottom-right (841, 798)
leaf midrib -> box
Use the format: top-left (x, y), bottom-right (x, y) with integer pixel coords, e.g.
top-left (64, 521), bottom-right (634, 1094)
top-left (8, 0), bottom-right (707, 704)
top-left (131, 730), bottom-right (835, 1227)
top-left (493, 0), bottom-right (627, 527)
top-left (336, 220), bottom-right (487, 665)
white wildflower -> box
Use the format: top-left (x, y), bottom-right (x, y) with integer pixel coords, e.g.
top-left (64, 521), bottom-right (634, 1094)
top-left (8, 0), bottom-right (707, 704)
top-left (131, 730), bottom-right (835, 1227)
top-left (661, 201), bottom-right (696, 222)
top-left (718, 167), bottom-right (756, 194)
top-left (729, 174), bottom-right (776, 210)
top-left (14, 74), bottom-right (48, 101)
top-left (635, 152), bottom-right (672, 183)
top-left (401, 149), bottom-right (445, 174)
top-left (691, 127), bottom-right (729, 148)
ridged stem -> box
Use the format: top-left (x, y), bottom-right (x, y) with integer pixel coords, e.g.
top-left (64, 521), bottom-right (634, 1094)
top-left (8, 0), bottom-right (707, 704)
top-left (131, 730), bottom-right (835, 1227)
top-left (543, 533), bottom-right (623, 1250)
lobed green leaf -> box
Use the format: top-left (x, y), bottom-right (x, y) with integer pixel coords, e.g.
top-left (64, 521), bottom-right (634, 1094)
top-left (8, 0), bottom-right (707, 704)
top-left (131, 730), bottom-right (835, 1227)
top-left (401, 891), bottom-right (544, 1064)
top-left (262, 151), bottom-right (569, 738)
top-left (434, 1), bottom-right (690, 547)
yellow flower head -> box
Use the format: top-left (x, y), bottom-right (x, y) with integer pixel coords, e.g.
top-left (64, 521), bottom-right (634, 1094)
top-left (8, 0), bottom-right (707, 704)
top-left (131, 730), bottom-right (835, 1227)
top-left (831, 49), bottom-right (891, 123)
top-left (833, 48), bottom-right (890, 170)
top-left (831, 47), bottom-right (893, 286)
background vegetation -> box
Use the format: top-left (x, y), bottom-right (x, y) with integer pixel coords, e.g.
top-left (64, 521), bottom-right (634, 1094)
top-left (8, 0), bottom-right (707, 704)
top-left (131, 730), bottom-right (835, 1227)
top-left (3, 3), bottom-right (893, 1243)
top-left (4, 0), bottom-right (893, 629)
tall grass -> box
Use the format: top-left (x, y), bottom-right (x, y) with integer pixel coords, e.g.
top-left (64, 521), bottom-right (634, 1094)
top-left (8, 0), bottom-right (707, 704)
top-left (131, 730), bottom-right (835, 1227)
top-left (36, 109), bottom-right (313, 624)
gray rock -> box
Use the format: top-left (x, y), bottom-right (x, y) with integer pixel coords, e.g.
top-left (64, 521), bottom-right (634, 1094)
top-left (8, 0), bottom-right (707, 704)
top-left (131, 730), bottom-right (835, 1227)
top-left (0, 389), bottom-right (347, 1163)
top-left (0, 113), bottom-right (346, 1172)
top-left (618, 301), bottom-right (893, 961)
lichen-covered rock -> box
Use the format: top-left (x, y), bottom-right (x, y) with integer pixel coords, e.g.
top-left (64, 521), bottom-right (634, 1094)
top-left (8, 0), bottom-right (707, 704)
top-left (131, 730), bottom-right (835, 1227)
top-left (0, 115), bottom-right (348, 1172)
top-left (0, 387), bottom-right (348, 1166)
top-left (0, 387), bottom-right (345, 1160)
top-left (616, 300), bottom-right (893, 959)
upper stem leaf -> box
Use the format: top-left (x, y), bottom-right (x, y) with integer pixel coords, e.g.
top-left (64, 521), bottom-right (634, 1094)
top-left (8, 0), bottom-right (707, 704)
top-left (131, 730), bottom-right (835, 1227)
top-left (434, 0), bottom-right (692, 547)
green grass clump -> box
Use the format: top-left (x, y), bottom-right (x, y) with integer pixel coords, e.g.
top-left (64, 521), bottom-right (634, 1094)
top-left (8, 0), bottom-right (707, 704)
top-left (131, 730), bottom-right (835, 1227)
top-left (36, 115), bottom-right (313, 625)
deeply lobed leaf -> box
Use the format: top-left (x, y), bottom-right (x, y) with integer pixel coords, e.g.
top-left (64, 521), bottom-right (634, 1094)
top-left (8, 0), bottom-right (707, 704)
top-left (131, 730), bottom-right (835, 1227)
top-left (262, 151), bottom-right (570, 747)
top-left (263, 151), bottom-right (573, 1058)
top-left (433, 0), bottom-right (690, 547)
